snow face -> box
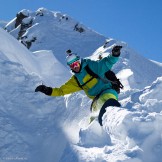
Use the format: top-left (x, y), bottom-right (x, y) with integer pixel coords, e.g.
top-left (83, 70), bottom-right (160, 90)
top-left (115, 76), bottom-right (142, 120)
top-left (5, 8), bottom-right (107, 65)
top-left (0, 28), bottom-right (70, 86)
top-left (19, 9), bottom-right (30, 17)
top-left (102, 103), bottom-right (162, 162)
top-left (1, 8), bottom-right (162, 162)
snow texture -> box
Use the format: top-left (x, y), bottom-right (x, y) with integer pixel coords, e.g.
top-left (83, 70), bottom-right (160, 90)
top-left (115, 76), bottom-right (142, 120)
top-left (0, 8), bottom-right (162, 162)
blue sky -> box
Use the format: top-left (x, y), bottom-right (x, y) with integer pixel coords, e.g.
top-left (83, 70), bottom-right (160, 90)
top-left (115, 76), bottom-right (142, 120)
top-left (1, 0), bottom-right (162, 62)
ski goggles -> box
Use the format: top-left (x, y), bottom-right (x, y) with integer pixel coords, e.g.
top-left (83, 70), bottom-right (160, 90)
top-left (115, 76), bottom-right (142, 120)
top-left (69, 61), bottom-right (80, 69)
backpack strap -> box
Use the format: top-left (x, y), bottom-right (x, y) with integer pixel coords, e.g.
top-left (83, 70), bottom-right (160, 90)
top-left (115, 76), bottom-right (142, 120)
top-left (74, 76), bottom-right (83, 89)
top-left (85, 66), bottom-right (124, 93)
top-left (105, 70), bottom-right (124, 93)
top-left (85, 65), bottom-right (99, 78)
top-left (86, 65), bottom-right (109, 84)
top-left (74, 65), bottom-right (99, 88)
top-left (74, 65), bottom-right (123, 93)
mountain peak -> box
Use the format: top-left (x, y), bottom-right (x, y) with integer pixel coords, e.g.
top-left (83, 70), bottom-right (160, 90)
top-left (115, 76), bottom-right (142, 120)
top-left (1, 8), bottom-right (162, 162)
top-left (3, 8), bottom-right (162, 91)
top-left (4, 8), bottom-right (106, 64)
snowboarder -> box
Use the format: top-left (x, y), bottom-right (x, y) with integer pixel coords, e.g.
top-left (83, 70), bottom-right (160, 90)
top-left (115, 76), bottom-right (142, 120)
top-left (35, 46), bottom-right (122, 126)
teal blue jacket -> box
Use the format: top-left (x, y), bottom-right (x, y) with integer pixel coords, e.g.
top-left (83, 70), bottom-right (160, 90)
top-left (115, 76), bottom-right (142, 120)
top-left (74, 55), bottom-right (119, 99)
top-left (51, 54), bottom-right (119, 99)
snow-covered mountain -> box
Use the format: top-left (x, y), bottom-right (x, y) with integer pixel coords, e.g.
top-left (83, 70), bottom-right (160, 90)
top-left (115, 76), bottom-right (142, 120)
top-left (4, 8), bottom-right (106, 64)
top-left (1, 8), bottom-right (162, 162)
top-left (4, 8), bottom-right (162, 90)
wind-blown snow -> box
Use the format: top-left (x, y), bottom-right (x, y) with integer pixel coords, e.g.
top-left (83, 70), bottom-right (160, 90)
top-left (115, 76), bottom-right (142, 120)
top-left (0, 8), bottom-right (162, 162)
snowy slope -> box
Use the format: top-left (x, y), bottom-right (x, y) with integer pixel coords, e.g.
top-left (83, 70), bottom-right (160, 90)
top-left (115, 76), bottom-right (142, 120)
top-left (0, 28), bottom-right (70, 86)
top-left (5, 8), bottom-right (106, 64)
top-left (5, 8), bottom-right (162, 90)
top-left (89, 40), bottom-right (162, 90)
top-left (0, 27), bottom-right (82, 162)
top-left (1, 8), bottom-right (162, 162)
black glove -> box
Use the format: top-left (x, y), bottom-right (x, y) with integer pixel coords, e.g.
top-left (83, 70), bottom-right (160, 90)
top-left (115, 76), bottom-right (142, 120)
top-left (35, 85), bottom-right (52, 96)
top-left (112, 45), bottom-right (122, 57)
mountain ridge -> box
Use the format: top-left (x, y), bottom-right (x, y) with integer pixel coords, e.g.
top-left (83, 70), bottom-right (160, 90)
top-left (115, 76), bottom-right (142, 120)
top-left (4, 8), bottom-right (106, 64)
top-left (0, 8), bottom-right (162, 162)
top-left (4, 8), bottom-right (162, 91)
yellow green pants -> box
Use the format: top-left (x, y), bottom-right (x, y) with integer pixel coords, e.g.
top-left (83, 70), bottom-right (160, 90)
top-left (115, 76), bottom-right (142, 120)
top-left (91, 93), bottom-right (117, 112)
top-left (89, 93), bottom-right (117, 123)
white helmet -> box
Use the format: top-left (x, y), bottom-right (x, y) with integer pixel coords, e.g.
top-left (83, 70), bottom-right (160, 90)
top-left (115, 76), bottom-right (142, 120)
top-left (66, 50), bottom-right (81, 65)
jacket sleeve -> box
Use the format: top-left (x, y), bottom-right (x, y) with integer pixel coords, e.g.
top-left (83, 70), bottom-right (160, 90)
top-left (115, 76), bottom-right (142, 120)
top-left (88, 54), bottom-right (119, 76)
top-left (103, 54), bottom-right (119, 68)
top-left (51, 75), bottom-right (82, 96)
